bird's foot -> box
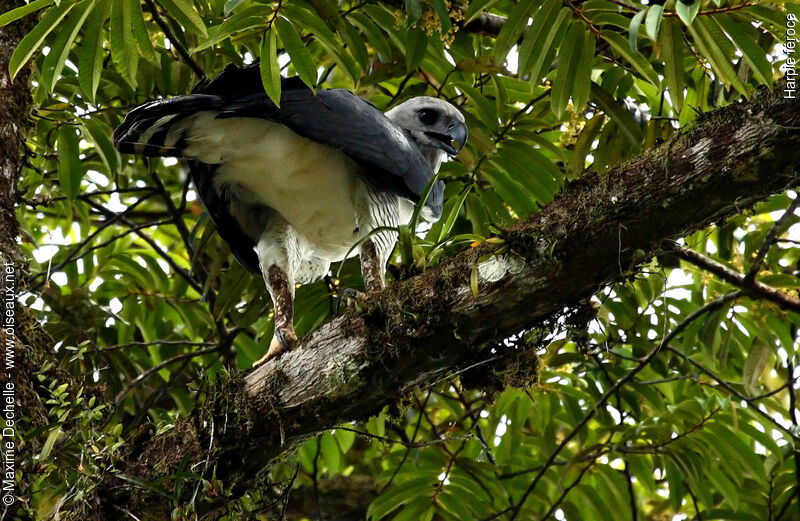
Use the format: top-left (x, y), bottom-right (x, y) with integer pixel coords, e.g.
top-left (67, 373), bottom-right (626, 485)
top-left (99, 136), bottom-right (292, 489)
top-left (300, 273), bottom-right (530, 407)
top-left (335, 287), bottom-right (368, 314)
top-left (252, 326), bottom-right (298, 368)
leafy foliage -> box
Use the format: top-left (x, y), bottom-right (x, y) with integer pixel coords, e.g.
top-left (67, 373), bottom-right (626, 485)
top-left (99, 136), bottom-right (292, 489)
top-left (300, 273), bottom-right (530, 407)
top-left (6, 0), bottom-right (800, 519)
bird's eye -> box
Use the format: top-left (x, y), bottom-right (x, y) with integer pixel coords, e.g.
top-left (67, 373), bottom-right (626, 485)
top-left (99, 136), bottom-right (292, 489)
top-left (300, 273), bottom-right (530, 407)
top-left (418, 109), bottom-right (438, 125)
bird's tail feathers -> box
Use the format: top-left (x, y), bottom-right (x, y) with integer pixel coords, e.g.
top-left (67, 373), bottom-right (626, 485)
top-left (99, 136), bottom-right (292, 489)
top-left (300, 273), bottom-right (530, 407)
top-left (112, 95), bottom-right (222, 157)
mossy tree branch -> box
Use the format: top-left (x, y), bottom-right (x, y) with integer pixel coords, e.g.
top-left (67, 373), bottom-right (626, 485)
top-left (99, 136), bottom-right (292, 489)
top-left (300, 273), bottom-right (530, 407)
top-left (82, 82), bottom-right (800, 519)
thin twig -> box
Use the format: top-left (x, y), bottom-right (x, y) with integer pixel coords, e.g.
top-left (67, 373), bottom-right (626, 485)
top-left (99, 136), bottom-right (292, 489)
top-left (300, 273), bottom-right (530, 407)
top-left (493, 291), bottom-right (744, 521)
top-left (686, 482), bottom-right (704, 520)
top-left (786, 360), bottom-right (800, 515)
top-left (280, 465), bottom-right (300, 520)
top-left (745, 197), bottom-right (800, 282)
top-left (143, 0), bottom-right (206, 80)
top-left (334, 426), bottom-right (472, 448)
top-left (669, 243), bottom-right (800, 312)
top-left (665, 346), bottom-right (800, 442)
top-left (149, 170), bottom-right (194, 256)
top-left (100, 339), bottom-right (216, 353)
top-left (22, 186), bottom-right (157, 207)
top-left (114, 346), bottom-right (220, 404)
top-left (380, 391), bottom-right (431, 493)
top-left (84, 198), bottom-right (203, 294)
top-left (27, 193), bottom-right (156, 290)
top-left (540, 462), bottom-right (596, 521)
top-left (624, 459), bottom-right (638, 521)
top-left (312, 438), bottom-right (323, 521)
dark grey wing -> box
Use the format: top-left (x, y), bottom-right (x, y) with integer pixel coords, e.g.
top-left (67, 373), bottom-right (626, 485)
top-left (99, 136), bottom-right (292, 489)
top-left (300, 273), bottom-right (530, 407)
top-left (189, 161), bottom-right (261, 275)
top-left (199, 64), bottom-right (444, 217)
top-left (113, 64), bottom-right (444, 277)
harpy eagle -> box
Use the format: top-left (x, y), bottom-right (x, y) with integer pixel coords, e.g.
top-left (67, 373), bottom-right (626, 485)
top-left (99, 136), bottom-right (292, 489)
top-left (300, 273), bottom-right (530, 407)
top-left (113, 63), bottom-right (468, 365)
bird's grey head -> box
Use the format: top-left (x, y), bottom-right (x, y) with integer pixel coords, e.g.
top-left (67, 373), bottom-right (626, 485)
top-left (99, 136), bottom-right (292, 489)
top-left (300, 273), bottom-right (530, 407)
top-left (385, 97), bottom-right (468, 174)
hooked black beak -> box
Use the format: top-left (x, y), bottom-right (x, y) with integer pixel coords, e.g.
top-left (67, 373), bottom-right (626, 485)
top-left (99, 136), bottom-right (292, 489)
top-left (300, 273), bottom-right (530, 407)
top-left (425, 121), bottom-right (468, 156)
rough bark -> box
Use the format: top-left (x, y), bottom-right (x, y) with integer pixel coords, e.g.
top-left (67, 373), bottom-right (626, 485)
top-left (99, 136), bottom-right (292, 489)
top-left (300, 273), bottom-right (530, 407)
top-left (85, 83), bottom-right (800, 518)
top-left (0, 0), bottom-right (31, 257)
top-left (0, 3), bottom-right (57, 521)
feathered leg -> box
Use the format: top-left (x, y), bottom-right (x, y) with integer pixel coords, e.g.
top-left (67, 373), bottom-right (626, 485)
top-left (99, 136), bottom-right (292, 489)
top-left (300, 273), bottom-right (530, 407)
top-left (355, 186), bottom-right (401, 294)
top-left (252, 216), bottom-right (301, 366)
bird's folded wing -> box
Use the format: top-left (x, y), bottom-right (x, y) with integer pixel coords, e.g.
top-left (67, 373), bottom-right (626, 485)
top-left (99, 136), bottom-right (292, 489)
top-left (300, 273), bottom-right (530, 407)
top-left (199, 64), bottom-right (443, 215)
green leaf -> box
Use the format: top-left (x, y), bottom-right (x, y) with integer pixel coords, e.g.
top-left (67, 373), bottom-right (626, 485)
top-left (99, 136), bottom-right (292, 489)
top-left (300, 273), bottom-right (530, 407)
top-left (759, 273), bottom-right (800, 289)
top-left (438, 490), bottom-right (477, 520)
top-left (157, 0), bottom-right (207, 37)
top-left (41, 0), bottom-right (94, 92)
top-left (628, 8), bottom-right (646, 53)
top-left (341, 20), bottom-right (370, 72)
top-left (589, 83), bottom-right (642, 145)
top-left (131, 0), bottom-right (157, 62)
top-left (584, 10), bottom-right (633, 30)
top-left (39, 424), bottom-right (62, 460)
top-left (470, 262), bottom-right (479, 297)
top-left (320, 432), bottom-right (342, 472)
top-left (333, 428), bottom-right (355, 453)
top-left (705, 463), bottom-right (740, 510)
top-left (518, 2), bottom-right (568, 84)
top-left (676, 0), bottom-right (701, 27)
top-left (57, 125), bottom-right (82, 202)
top-left (213, 268), bottom-right (250, 319)
top-left (551, 22), bottom-right (583, 118)
top-left (404, 0), bottom-right (422, 23)
top-left (308, 0), bottom-right (368, 74)
top-left (437, 186), bottom-right (471, 242)
top-left (493, 0), bottom-right (538, 66)
top-left (742, 338), bottom-right (770, 395)
top-left (362, 4), bottom-right (407, 52)
top-left (78, 0), bottom-right (109, 103)
top-left (464, 0), bottom-right (498, 25)
top-left (660, 18), bottom-right (684, 113)
top-left (8, 0), bottom-right (75, 80)
top-left (600, 31), bottom-right (660, 86)
top-left (275, 16), bottom-right (317, 88)
top-left (575, 485), bottom-right (615, 521)
top-left (742, 6), bottom-right (793, 42)
top-left (453, 82), bottom-right (497, 129)
top-left (426, 0), bottom-right (450, 33)
top-left (566, 113), bottom-right (604, 179)
top-left (116, 474), bottom-right (172, 499)
top-left (367, 477), bottom-right (435, 520)
top-left (349, 12), bottom-right (392, 62)
top-left (645, 3), bottom-right (664, 40)
top-left (192, 5), bottom-right (267, 52)
top-left (282, 3), bottom-right (359, 84)
top-left (110, 0), bottom-right (139, 87)
top-left (574, 26), bottom-right (595, 112)
top-left (405, 26), bottom-right (427, 72)
top-left (0, 0), bottom-right (53, 28)
top-left (81, 118), bottom-right (120, 176)
top-left (492, 75), bottom-right (507, 122)
top-left (500, 141), bottom-right (561, 194)
top-left (687, 18), bottom-right (748, 95)
top-left (706, 422), bottom-right (766, 479)
top-left (223, 0), bottom-right (247, 15)
top-left (392, 497), bottom-right (434, 521)
top-left (664, 459), bottom-right (685, 512)
top-left (714, 14), bottom-right (774, 86)
top-left (483, 161), bottom-right (539, 216)
top-left (259, 30), bottom-right (281, 107)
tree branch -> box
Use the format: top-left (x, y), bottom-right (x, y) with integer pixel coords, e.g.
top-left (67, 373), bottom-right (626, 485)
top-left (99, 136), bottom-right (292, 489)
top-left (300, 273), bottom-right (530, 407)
top-left (745, 196), bottom-right (800, 282)
top-left (668, 243), bottom-right (800, 312)
top-left (95, 83), bottom-right (800, 517)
